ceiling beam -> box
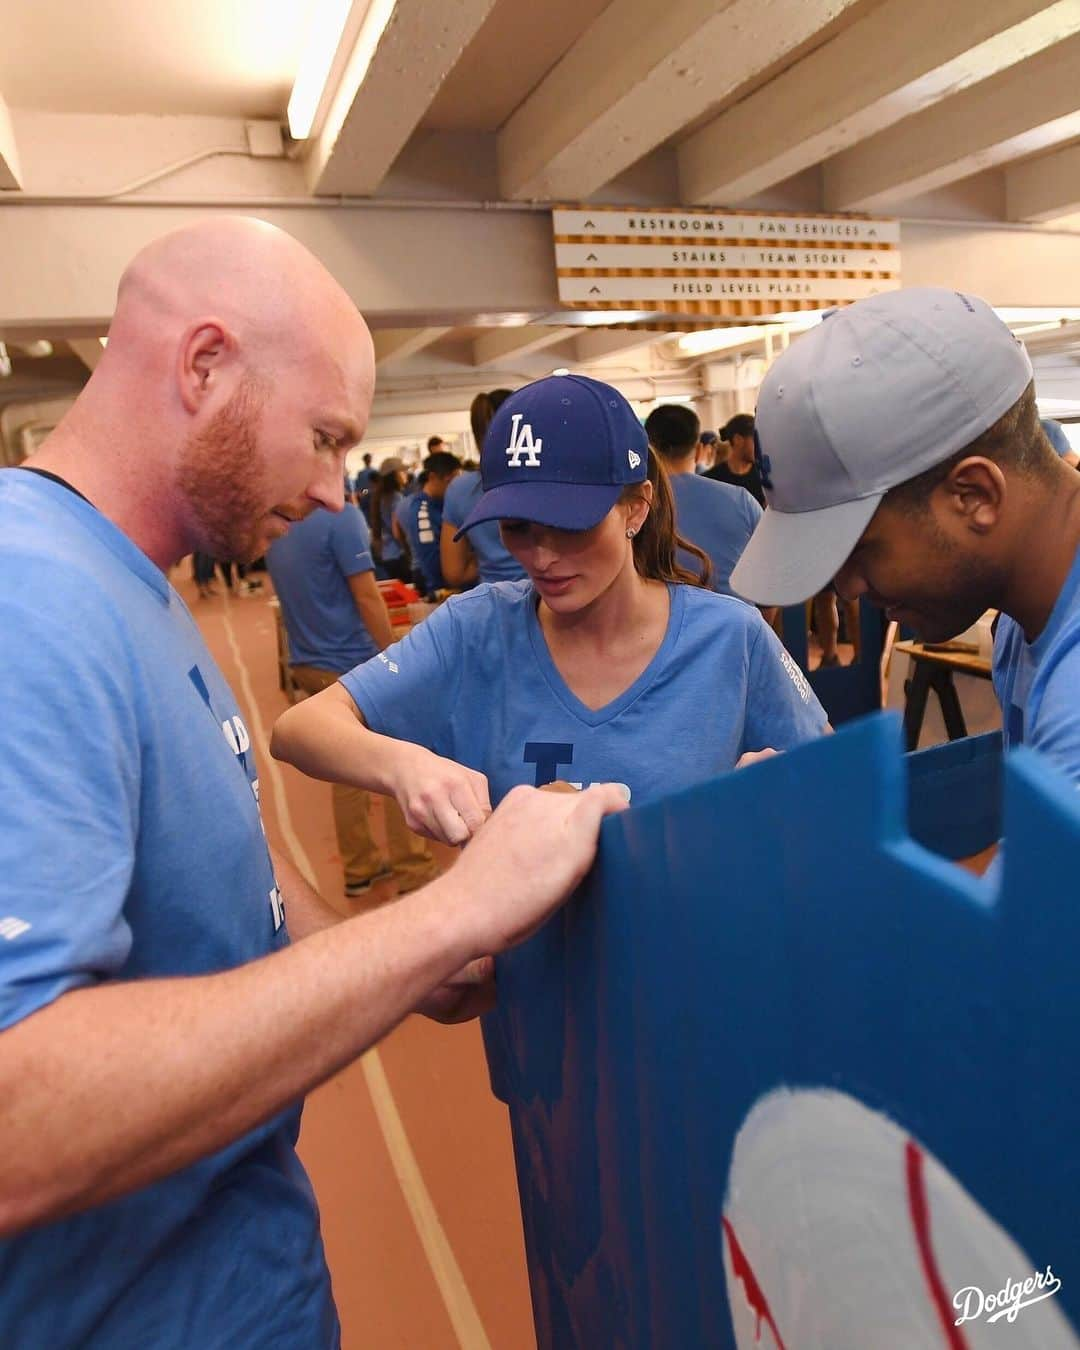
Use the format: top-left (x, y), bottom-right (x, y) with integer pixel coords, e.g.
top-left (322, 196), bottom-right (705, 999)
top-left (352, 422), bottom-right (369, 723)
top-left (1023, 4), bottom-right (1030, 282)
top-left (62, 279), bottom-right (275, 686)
top-left (305, 0), bottom-right (496, 197)
top-left (572, 330), bottom-right (660, 365)
top-left (824, 31), bottom-right (1080, 211)
top-left (471, 326), bottom-right (577, 367)
top-left (373, 327), bottom-right (453, 368)
top-left (497, 0), bottom-right (866, 203)
top-left (679, 0), bottom-right (1080, 204)
top-left (1007, 142), bottom-right (1080, 222)
top-left (0, 93), bottom-right (22, 190)
top-left (68, 339), bottom-right (105, 373)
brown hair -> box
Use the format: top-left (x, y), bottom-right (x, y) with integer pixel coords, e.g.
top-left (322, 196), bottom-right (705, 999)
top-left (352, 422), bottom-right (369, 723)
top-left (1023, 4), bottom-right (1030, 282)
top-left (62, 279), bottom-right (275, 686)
top-left (470, 388), bottom-right (514, 456)
top-left (885, 379), bottom-right (1054, 511)
top-left (620, 449), bottom-right (712, 588)
top-left (368, 467), bottom-right (400, 549)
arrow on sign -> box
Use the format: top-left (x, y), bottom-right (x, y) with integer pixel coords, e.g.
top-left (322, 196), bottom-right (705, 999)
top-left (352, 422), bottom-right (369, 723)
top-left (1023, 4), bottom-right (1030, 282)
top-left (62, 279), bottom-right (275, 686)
top-left (589, 286), bottom-right (602, 294)
top-left (586, 253), bottom-right (598, 262)
top-left (583, 219), bottom-right (596, 229)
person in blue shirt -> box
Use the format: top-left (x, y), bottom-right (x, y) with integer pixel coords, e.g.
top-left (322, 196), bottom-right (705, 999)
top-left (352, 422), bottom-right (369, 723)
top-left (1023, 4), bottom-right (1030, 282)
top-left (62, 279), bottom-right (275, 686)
top-left (1039, 415), bottom-right (1079, 467)
top-left (0, 218), bottom-right (627, 1348)
top-left (399, 450), bottom-right (461, 596)
top-left (368, 455), bottom-right (410, 581)
top-left (644, 402), bottom-right (762, 597)
top-left (271, 373), bottom-right (828, 839)
top-left (267, 506), bottom-right (435, 899)
top-left (441, 388), bottom-right (528, 588)
top-left (730, 286), bottom-right (1080, 802)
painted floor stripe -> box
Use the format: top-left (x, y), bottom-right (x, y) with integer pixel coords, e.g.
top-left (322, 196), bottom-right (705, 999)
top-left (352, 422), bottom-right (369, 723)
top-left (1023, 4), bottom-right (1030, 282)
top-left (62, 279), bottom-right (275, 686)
top-left (219, 591), bottom-right (493, 1350)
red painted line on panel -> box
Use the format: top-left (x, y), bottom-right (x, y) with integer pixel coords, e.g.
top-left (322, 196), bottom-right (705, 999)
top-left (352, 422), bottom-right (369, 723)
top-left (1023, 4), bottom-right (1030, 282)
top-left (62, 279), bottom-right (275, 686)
top-left (906, 1140), bottom-right (971, 1350)
top-left (722, 1217), bottom-right (788, 1349)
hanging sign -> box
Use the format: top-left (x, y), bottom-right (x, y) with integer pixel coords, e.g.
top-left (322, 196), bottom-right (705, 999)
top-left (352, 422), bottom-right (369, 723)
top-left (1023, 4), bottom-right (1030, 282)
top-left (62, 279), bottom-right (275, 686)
top-left (552, 206), bottom-right (901, 322)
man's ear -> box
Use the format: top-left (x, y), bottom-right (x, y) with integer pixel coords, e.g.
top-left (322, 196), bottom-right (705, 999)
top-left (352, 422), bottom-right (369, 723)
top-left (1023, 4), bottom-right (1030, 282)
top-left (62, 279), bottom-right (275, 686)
top-left (940, 456), bottom-right (1005, 534)
top-left (177, 320), bottom-right (234, 413)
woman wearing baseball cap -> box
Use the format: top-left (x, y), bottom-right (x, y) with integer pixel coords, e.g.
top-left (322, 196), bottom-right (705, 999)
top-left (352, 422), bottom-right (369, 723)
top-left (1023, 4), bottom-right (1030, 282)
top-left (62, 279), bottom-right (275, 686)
top-left (272, 374), bottom-right (827, 840)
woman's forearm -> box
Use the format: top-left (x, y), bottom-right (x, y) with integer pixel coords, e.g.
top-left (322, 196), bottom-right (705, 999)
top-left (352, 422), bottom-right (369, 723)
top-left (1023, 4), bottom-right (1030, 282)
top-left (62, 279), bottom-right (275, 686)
top-left (271, 683), bottom-right (411, 795)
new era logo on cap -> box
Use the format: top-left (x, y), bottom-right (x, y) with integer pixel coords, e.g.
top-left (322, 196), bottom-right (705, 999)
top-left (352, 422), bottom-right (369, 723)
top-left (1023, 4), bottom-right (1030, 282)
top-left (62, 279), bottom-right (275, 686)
top-left (629, 450), bottom-right (641, 470)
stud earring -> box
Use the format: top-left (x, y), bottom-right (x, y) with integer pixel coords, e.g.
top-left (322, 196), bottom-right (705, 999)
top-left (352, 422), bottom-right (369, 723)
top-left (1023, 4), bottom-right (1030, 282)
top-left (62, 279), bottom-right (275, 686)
top-left (626, 528), bottom-right (636, 539)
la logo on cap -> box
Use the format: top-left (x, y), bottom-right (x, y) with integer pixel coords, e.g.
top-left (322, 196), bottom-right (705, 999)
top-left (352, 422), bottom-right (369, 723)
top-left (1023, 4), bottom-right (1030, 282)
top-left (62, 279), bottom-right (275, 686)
top-left (506, 413), bottom-right (543, 468)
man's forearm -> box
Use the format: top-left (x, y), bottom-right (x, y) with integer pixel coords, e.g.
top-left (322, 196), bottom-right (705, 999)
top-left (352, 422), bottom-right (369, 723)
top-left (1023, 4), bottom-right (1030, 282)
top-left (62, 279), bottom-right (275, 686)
top-left (270, 846), bottom-right (341, 939)
top-left (0, 876), bottom-right (474, 1238)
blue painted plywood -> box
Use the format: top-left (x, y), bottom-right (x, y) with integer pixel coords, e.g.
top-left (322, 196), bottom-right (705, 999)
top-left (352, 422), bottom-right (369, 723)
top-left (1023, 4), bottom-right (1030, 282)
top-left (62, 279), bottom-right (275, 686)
top-left (488, 714), bottom-right (1080, 1348)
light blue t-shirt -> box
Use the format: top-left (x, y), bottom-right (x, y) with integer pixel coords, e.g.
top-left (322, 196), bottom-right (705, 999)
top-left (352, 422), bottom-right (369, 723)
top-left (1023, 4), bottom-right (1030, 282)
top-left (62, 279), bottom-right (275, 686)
top-left (267, 506), bottom-right (379, 673)
top-left (400, 492), bottom-right (445, 593)
top-left (668, 469), bottom-right (762, 596)
top-left (442, 470), bottom-right (527, 585)
top-left (342, 578), bottom-right (827, 1105)
top-left (994, 543), bottom-right (1080, 787)
top-left (1040, 417), bottom-right (1074, 458)
top-left (341, 579), bottom-right (827, 808)
top-left (0, 470), bottom-right (337, 1348)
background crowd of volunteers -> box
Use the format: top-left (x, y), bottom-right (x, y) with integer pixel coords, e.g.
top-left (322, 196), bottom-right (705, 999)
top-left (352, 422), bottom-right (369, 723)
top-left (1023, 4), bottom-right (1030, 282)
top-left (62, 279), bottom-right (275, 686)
top-left (3, 214), bottom-right (1080, 1349)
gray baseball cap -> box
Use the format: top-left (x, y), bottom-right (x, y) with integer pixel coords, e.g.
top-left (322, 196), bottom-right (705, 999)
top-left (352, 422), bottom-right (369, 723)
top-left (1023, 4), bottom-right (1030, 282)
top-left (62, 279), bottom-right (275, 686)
top-left (729, 288), bottom-right (1034, 606)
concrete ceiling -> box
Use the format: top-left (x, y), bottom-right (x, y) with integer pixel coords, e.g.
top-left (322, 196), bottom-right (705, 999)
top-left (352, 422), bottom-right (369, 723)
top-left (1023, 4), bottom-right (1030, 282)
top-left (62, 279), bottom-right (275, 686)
top-left (5, 0), bottom-right (1080, 426)
top-left (0, 0), bottom-right (310, 116)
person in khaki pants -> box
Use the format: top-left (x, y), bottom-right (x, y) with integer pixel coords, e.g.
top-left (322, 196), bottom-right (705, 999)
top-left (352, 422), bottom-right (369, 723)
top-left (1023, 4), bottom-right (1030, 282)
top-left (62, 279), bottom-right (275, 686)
top-left (267, 501), bottom-right (435, 902)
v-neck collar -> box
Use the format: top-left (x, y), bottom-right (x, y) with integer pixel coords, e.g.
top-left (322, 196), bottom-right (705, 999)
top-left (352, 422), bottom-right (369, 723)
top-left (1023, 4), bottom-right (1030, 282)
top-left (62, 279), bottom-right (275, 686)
top-left (525, 583), bottom-right (686, 727)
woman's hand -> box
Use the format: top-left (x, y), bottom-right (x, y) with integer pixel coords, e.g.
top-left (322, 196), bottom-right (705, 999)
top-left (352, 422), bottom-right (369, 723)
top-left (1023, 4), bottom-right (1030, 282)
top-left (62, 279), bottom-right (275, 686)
top-left (388, 744), bottom-right (493, 845)
top-left (736, 748), bottom-right (779, 769)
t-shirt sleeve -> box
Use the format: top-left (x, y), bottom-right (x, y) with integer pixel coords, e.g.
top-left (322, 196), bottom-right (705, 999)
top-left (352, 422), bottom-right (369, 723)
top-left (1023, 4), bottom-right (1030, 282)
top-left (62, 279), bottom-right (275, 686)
top-left (339, 598), bottom-right (466, 758)
top-left (0, 564), bottom-right (138, 1030)
top-left (442, 476), bottom-right (466, 530)
top-left (740, 490), bottom-right (763, 539)
top-left (742, 616), bottom-right (830, 752)
top-left (736, 490), bottom-right (763, 560)
top-left (330, 504), bottom-right (374, 577)
top-left (1028, 633), bottom-right (1080, 788)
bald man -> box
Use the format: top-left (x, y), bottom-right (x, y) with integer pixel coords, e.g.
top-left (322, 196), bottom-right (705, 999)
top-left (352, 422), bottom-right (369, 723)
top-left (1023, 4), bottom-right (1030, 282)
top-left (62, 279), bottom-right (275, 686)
top-left (0, 218), bottom-right (626, 1347)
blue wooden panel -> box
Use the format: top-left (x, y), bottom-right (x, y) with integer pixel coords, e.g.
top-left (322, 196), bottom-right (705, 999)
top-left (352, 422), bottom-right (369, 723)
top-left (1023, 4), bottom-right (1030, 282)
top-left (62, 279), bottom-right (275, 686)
top-left (488, 714), bottom-right (1080, 1348)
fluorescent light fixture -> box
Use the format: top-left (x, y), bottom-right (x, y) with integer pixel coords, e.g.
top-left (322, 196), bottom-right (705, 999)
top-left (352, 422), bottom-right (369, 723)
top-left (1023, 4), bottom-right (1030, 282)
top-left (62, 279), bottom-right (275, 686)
top-left (541, 310), bottom-right (658, 327)
top-left (677, 326), bottom-right (772, 356)
top-left (19, 340), bottom-right (53, 358)
top-left (994, 307), bottom-right (1080, 325)
top-left (676, 312), bottom-right (824, 358)
top-left (759, 308), bottom-right (829, 325)
top-left (317, 0), bottom-right (398, 149)
top-left (1037, 398), bottom-right (1080, 418)
top-left (288, 0), bottom-right (353, 140)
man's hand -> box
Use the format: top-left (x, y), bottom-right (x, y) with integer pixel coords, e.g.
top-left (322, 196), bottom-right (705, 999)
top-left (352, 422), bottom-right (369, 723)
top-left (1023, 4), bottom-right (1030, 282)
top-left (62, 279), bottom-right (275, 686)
top-left (736, 748), bottom-right (779, 769)
top-left (388, 745), bottom-right (492, 845)
top-left (415, 956), bottom-right (496, 1023)
top-left (448, 783), bottom-right (629, 957)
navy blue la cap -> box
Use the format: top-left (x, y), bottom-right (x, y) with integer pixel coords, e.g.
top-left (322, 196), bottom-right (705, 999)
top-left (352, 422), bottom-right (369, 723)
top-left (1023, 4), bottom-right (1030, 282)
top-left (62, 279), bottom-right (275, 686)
top-left (454, 374), bottom-right (648, 538)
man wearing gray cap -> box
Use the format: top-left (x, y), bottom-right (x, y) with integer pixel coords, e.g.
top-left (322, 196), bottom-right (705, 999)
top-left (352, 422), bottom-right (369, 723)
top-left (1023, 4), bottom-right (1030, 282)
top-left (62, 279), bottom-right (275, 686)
top-left (730, 287), bottom-right (1080, 786)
